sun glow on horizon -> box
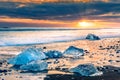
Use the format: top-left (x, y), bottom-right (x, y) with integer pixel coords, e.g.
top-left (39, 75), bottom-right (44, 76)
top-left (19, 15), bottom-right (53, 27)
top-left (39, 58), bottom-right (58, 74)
top-left (1, 17), bottom-right (120, 28)
top-left (78, 21), bottom-right (96, 28)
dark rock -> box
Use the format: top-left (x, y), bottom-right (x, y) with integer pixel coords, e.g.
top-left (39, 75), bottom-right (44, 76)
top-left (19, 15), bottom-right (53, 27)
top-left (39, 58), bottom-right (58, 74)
top-left (116, 60), bottom-right (120, 62)
top-left (97, 67), bottom-right (103, 71)
top-left (55, 67), bottom-right (61, 71)
top-left (117, 56), bottom-right (120, 58)
top-left (116, 50), bottom-right (120, 54)
top-left (118, 41), bottom-right (120, 43)
top-left (19, 76), bottom-right (23, 78)
top-left (47, 62), bottom-right (52, 64)
top-left (84, 50), bottom-right (89, 53)
top-left (109, 54), bottom-right (114, 56)
top-left (0, 70), bottom-right (7, 73)
top-left (7, 70), bottom-right (12, 72)
top-left (54, 59), bottom-right (59, 64)
top-left (114, 69), bottom-right (119, 73)
top-left (43, 47), bottom-right (47, 49)
top-left (102, 66), bottom-right (120, 73)
top-left (99, 46), bottom-right (103, 47)
top-left (86, 34), bottom-right (100, 40)
top-left (0, 62), bottom-right (2, 65)
top-left (4, 73), bottom-right (7, 75)
top-left (61, 68), bottom-right (69, 72)
top-left (89, 55), bottom-right (93, 58)
top-left (108, 60), bottom-right (113, 63)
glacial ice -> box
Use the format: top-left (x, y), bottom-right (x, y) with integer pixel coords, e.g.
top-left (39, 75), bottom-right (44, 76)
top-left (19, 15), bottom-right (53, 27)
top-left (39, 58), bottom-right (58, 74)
top-left (86, 34), bottom-right (100, 40)
top-left (20, 60), bottom-right (48, 71)
top-left (45, 50), bottom-right (63, 58)
top-left (69, 64), bottom-right (102, 76)
top-left (63, 46), bottom-right (84, 57)
top-left (8, 47), bottom-right (46, 65)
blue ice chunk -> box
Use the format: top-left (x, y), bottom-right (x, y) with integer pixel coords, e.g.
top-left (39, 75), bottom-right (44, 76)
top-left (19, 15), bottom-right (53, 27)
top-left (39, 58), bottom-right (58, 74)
top-left (69, 64), bottom-right (101, 76)
top-left (63, 46), bottom-right (84, 57)
top-left (45, 50), bottom-right (63, 58)
top-left (86, 34), bottom-right (100, 40)
top-left (8, 47), bottom-right (46, 65)
top-left (20, 60), bottom-right (48, 71)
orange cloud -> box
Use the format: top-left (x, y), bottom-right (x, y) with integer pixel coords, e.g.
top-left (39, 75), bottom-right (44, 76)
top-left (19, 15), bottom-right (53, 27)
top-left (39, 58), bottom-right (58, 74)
top-left (0, 18), bottom-right (63, 24)
top-left (0, 17), bottom-right (119, 28)
top-left (0, 17), bottom-right (76, 27)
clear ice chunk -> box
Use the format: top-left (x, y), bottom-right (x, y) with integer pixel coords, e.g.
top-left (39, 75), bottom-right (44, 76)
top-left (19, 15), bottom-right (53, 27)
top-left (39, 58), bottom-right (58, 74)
top-left (8, 47), bottom-right (46, 65)
top-left (20, 60), bottom-right (48, 71)
top-left (69, 64), bottom-right (102, 76)
top-left (63, 46), bottom-right (84, 57)
top-left (86, 34), bottom-right (100, 40)
top-left (45, 50), bottom-right (63, 58)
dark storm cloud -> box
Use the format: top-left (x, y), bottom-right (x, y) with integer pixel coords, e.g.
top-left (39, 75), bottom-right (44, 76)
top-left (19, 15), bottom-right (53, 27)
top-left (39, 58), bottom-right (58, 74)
top-left (0, 2), bottom-right (120, 21)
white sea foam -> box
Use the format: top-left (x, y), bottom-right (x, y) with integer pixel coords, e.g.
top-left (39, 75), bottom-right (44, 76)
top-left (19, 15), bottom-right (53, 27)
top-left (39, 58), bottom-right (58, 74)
top-left (0, 28), bottom-right (120, 46)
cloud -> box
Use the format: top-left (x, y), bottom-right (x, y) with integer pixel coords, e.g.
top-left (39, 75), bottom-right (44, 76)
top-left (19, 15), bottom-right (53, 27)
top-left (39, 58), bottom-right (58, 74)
top-left (0, 18), bottom-right (76, 27)
top-left (0, 2), bottom-right (120, 22)
top-left (0, 0), bottom-right (120, 3)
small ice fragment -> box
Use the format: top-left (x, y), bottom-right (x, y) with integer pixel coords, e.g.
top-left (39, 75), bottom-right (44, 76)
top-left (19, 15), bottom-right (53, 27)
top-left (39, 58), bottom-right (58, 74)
top-left (69, 64), bottom-right (102, 76)
top-left (8, 47), bottom-right (46, 65)
top-left (63, 46), bottom-right (84, 57)
top-left (45, 50), bottom-right (63, 58)
top-left (86, 34), bottom-right (100, 40)
top-left (20, 60), bottom-right (48, 71)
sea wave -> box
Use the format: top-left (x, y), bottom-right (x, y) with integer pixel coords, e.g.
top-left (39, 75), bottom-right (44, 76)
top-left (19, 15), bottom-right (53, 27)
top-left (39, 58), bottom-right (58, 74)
top-left (0, 29), bottom-right (120, 46)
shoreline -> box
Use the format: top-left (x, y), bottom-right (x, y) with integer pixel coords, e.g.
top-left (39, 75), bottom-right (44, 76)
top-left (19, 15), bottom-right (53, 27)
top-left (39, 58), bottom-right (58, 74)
top-left (0, 37), bottom-right (120, 47)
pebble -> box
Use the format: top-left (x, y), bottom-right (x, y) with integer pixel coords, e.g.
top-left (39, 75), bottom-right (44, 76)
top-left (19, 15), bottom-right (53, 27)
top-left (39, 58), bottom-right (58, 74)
top-left (116, 50), bottom-right (120, 53)
top-left (108, 60), bottom-right (113, 63)
top-left (116, 60), bottom-right (120, 62)
top-left (0, 70), bottom-right (7, 73)
top-left (43, 47), bottom-right (47, 49)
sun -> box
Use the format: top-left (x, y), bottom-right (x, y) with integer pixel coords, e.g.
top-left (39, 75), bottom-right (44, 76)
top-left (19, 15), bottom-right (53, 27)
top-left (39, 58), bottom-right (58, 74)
top-left (78, 21), bottom-right (95, 28)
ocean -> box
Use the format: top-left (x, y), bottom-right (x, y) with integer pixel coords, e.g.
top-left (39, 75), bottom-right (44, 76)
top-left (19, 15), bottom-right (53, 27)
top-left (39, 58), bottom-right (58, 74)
top-left (0, 28), bottom-right (120, 46)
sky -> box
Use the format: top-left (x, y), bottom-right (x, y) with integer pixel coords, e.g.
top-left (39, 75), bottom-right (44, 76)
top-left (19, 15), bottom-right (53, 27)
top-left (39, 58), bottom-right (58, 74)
top-left (0, 0), bottom-right (120, 29)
